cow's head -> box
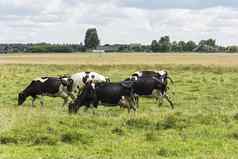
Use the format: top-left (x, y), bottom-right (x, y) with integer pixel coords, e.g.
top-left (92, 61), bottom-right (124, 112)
top-left (68, 81), bottom-right (96, 113)
top-left (156, 70), bottom-right (174, 84)
top-left (154, 70), bottom-right (168, 84)
top-left (18, 92), bottom-right (27, 106)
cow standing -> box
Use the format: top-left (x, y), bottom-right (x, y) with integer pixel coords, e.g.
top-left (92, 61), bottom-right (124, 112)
top-left (125, 76), bottom-right (174, 109)
top-left (68, 81), bottom-right (137, 113)
top-left (18, 76), bottom-right (74, 107)
top-left (131, 70), bottom-right (174, 86)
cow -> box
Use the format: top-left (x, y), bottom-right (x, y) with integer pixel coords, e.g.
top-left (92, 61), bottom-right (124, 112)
top-left (131, 70), bottom-right (174, 85)
top-left (125, 76), bottom-right (174, 109)
top-left (70, 72), bottom-right (110, 98)
top-left (68, 81), bottom-right (137, 113)
top-left (18, 76), bottom-right (74, 107)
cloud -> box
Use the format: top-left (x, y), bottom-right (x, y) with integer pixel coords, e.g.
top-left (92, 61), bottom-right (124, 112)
top-left (120, 0), bottom-right (238, 9)
top-left (0, 0), bottom-right (237, 45)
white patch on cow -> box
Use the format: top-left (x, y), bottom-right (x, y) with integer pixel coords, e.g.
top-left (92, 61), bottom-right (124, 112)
top-left (91, 82), bottom-right (96, 89)
top-left (134, 71), bottom-right (142, 77)
top-left (131, 76), bottom-right (138, 81)
top-left (119, 96), bottom-right (129, 108)
top-left (70, 72), bottom-right (108, 98)
top-left (158, 70), bottom-right (166, 76)
top-left (33, 77), bottom-right (48, 83)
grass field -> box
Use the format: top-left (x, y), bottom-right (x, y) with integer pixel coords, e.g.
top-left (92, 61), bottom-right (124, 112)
top-left (1, 53), bottom-right (238, 159)
top-left (1, 53), bottom-right (238, 66)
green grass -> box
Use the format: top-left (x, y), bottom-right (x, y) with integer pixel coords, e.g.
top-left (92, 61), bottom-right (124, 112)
top-left (1, 64), bottom-right (238, 159)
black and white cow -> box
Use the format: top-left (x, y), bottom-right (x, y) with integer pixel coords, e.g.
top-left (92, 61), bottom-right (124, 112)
top-left (68, 81), bottom-right (137, 113)
top-left (125, 76), bottom-right (174, 109)
top-left (18, 76), bottom-right (74, 107)
top-left (131, 70), bottom-right (173, 85)
top-left (70, 72), bottom-right (110, 98)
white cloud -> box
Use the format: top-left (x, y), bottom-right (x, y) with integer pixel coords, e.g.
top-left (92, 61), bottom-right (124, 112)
top-left (0, 0), bottom-right (237, 45)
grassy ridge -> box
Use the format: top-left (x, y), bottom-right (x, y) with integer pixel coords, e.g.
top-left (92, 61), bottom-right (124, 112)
top-left (1, 64), bottom-right (238, 158)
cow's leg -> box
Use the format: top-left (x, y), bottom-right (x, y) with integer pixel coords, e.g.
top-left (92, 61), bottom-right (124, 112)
top-left (152, 90), bottom-right (159, 102)
top-left (59, 91), bottom-right (69, 107)
top-left (40, 95), bottom-right (44, 108)
top-left (164, 94), bottom-right (174, 109)
top-left (158, 93), bottom-right (164, 107)
top-left (127, 96), bottom-right (137, 113)
top-left (31, 96), bottom-right (36, 107)
top-left (132, 96), bottom-right (137, 111)
top-left (132, 95), bottom-right (139, 109)
top-left (62, 97), bottom-right (68, 107)
top-left (134, 95), bottom-right (139, 109)
top-left (158, 96), bottom-right (164, 106)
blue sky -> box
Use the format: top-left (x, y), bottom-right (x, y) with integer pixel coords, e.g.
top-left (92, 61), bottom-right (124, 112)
top-left (0, 0), bottom-right (237, 45)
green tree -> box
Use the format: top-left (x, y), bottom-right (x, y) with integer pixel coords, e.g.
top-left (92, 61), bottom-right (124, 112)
top-left (171, 41), bottom-right (179, 52)
top-left (199, 39), bottom-right (216, 46)
top-left (84, 28), bottom-right (100, 49)
top-left (226, 46), bottom-right (238, 53)
top-left (185, 41), bottom-right (197, 52)
top-left (178, 41), bottom-right (186, 52)
top-left (158, 36), bottom-right (170, 52)
top-left (151, 40), bottom-right (159, 52)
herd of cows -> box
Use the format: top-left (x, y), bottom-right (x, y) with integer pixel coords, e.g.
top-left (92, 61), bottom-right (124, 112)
top-left (18, 70), bottom-right (174, 113)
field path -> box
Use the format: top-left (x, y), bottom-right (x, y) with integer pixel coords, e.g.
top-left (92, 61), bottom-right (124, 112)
top-left (0, 53), bottom-right (237, 66)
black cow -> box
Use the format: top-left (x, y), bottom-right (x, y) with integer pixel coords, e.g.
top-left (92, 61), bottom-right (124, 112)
top-left (125, 76), bottom-right (174, 109)
top-left (68, 81), bottom-right (137, 113)
top-left (18, 76), bottom-right (74, 107)
top-left (131, 70), bottom-right (174, 85)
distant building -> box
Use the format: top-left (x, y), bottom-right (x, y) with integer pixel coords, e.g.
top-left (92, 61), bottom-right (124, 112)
top-left (92, 49), bottom-right (105, 53)
top-left (95, 45), bottom-right (120, 52)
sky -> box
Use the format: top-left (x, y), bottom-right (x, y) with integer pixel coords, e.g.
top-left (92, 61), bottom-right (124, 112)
top-left (0, 0), bottom-right (237, 46)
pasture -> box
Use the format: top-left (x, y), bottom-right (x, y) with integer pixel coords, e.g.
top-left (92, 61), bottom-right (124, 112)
top-left (1, 53), bottom-right (238, 158)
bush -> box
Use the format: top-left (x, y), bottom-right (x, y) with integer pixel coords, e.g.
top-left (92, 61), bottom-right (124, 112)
top-left (156, 112), bottom-right (189, 130)
top-left (145, 131), bottom-right (158, 142)
top-left (111, 128), bottom-right (125, 136)
top-left (33, 134), bottom-right (58, 145)
top-left (0, 134), bottom-right (18, 144)
top-left (233, 113), bottom-right (238, 120)
top-left (157, 147), bottom-right (177, 157)
top-left (125, 118), bottom-right (153, 129)
top-left (61, 130), bottom-right (93, 145)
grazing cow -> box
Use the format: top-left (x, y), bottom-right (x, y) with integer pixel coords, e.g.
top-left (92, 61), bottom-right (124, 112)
top-left (68, 81), bottom-right (137, 113)
top-left (125, 76), bottom-right (174, 109)
top-left (70, 72), bottom-right (110, 98)
top-left (18, 76), bottom-right (74, 107)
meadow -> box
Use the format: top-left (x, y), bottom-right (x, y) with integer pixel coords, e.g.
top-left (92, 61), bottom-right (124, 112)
top-left (1, 53), bottom-right (238, 159)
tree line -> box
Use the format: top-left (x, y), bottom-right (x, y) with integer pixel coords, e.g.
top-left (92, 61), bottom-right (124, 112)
top-left (0, 28), bottom-right (237, 53)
